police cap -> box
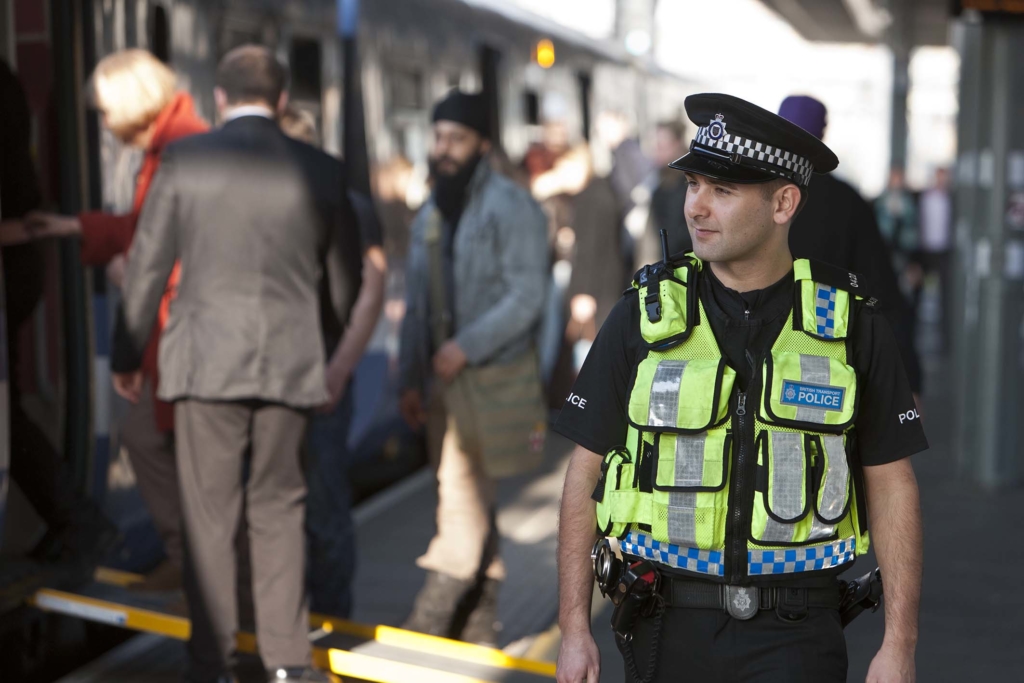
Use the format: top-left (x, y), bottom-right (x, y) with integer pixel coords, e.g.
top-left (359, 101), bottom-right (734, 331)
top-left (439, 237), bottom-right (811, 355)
top-left (669, 93), bottom-right (838, 188)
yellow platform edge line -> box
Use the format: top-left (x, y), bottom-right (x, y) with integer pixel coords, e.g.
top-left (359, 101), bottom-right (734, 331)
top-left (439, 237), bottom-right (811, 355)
top-left (328, 649), bottom-right (492, 683)
top-left (84, 572), bottom-right (556, 678)
top-left (29, 588), bottom-right (554, 682)
top-left (93, 567), bottom-right (145, 587)
top-left (311, 614), bottom-right (557, 677)
top-left (30, 588), bottom-right (191, 640)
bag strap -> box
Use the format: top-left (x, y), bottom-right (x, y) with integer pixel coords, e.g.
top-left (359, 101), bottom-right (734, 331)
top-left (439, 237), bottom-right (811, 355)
top-left (425, 208), bottom-right (452, 349)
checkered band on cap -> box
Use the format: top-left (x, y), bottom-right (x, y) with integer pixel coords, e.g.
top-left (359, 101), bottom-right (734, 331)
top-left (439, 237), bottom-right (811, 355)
top-left (695, 126), bottom-right (815, 186)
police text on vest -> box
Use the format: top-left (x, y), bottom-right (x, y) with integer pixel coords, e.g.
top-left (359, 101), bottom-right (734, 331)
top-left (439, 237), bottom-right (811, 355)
top-left (567, 393), bottom-right (587, 409)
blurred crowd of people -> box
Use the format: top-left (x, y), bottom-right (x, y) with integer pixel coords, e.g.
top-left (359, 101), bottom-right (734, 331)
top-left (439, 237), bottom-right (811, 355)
top-left (0, 38), bottom-right (953, 683)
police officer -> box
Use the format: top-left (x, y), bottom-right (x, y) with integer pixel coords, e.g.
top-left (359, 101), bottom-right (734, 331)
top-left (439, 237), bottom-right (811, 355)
top-left (554, 94), bottom-right (927, 683)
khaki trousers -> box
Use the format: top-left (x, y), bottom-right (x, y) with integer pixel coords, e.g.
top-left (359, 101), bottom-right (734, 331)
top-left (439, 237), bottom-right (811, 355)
top-left (416, 389), bottom-right (505, 582)
top-left (175, 399), bottom-right (311, 679)
top-left (119, 382), bottom-right (182, 569)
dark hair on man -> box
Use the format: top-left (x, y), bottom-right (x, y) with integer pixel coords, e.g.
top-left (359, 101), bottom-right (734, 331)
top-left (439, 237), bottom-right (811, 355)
top-left (215, 44), bottom-right (287, 106)
top-left (656, 119), bottom-right (687, 143)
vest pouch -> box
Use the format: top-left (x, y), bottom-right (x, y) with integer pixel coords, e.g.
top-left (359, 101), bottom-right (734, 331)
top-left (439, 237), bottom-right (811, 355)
top-left (638, 262), bottom-right (696, 347)
top-left (760, 351), bottom-right (857, 433)
top-left (628, 357), bottom-right (735, 433)
top-left (751, 430), bottom-right (816, 545)
top-left (594, 448), bottom-right (648, 538)
top-left (649, 430), bottom-right (731, 550)
top-left (652, 431), bottom-right (731, 492)
top-left (808, 434), bottom-right (852, 526)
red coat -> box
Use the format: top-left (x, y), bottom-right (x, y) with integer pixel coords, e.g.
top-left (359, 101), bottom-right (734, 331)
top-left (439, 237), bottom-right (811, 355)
top-left (78, 92), bottom-right (208, 432)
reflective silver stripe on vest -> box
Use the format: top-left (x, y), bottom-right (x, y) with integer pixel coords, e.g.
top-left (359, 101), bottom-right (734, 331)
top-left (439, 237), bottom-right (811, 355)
top-left (761, 431), bottom-right (805, 542)
top-left (667, 434), bottom-right (707, 547)
top-left (795, 355), bottom-right (830, 424)
top-left (648, 361), bottom-right (688, 427)
top-left (817, 435), bottom-right (849, 520)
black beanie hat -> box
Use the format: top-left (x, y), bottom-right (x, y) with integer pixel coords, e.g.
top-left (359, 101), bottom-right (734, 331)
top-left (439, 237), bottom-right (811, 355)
top-left (432, 90), bottom-right (489, 138)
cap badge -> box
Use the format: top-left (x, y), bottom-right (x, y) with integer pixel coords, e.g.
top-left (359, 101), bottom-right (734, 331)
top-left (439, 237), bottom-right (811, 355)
top-left (708, 113), bottom-right (727, 141)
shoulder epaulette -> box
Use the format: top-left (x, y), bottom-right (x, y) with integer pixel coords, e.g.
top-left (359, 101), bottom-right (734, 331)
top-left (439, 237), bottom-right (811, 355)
top-left (804, 259), bottom-right (879, 307)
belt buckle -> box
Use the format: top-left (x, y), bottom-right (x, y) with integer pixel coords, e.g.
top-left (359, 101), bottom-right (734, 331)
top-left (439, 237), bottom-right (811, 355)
top-left (723, 585), bottom-right (758, 620)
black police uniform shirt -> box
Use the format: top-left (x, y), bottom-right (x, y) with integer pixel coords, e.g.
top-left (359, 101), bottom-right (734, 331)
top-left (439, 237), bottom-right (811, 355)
top-left (554, 265), bottom-right (929, 573)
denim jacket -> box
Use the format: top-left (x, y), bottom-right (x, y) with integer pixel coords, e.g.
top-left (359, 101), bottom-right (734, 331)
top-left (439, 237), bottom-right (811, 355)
top-left (399, 159), bottom-right (549, 392)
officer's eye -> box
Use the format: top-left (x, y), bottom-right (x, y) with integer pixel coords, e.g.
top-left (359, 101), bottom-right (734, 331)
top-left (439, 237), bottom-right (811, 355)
top-left (715, 187), bottom-right (731, 196)
top-left (687, 180), bottom-right (699, 190)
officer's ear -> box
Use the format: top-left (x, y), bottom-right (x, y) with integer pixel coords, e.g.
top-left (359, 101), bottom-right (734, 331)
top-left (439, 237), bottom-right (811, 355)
top-left (772, 182), bottom-right (802, 226)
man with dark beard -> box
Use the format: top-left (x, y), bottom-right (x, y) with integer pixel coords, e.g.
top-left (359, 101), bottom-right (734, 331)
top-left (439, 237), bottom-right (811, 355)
top-left (398, 91), bottom-right (549, 645)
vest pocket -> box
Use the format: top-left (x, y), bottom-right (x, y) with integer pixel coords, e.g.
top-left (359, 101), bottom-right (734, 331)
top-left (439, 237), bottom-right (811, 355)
top-left (759, 351), bottom-right (857, 432)
top-left (628, 357), bottom-right (736, 433)
top-left (638, 263), bottom-right (696, 347)
top-left (809, 434), bottom-right (852, 526)
top-left (594, 447), bottom-right (643, 538)
top-left (648, 430), bottom-right (731, 549)
top-left (651, 431), bottom-right (730, 492)
top-left (751, 430), bottom-right (851, 545)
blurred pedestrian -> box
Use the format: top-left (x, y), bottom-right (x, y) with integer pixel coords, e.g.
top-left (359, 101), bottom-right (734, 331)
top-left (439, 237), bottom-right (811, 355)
top-left (398, 90), bottom-right (549, 646)
top-left (27, 49), bottom-right (209, 590)
top-left (596, 109), bottom-right (653, 215)
top-left (779, 95), bottom-right (923, 394)
top-left (0, 58), bottom-right (117, 575)
top-left (280, 105), bottom-right (388, 619)
top-left (920, 167), bottom-right (953, 351)
top-left (639, 119), bottom-right (692, 267)
top-left (121, 45), bottom-right (362, 683)
top-left (875, 166), bottom-right (923, 307)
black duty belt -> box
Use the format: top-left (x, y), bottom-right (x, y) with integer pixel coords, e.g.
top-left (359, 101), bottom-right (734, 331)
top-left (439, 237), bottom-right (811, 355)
top-left (658, 576), bottom-right (842, 620)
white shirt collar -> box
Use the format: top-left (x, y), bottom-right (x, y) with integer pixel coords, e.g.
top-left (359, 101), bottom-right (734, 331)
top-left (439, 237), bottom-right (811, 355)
top-left (223, 105), bottom-right (275, 123)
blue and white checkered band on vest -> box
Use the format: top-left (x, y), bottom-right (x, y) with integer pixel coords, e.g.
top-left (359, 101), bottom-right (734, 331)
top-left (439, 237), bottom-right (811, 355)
top-left (694, 126), bottom-right (815, 186)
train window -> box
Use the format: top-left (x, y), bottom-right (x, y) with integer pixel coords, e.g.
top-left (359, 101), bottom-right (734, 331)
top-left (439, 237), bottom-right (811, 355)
top-left (290, 38), bottom-right (322, 103)
top-left (389, 69), bottom-right (423, 111)
top-left (524, 90), bottom-right (540, 126)
top-left (150, 5), bottom-right (171, 63)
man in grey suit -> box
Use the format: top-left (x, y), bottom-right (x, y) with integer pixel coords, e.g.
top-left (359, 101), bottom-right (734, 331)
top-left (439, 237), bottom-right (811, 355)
top-left (122, 45), bottom-right (361, 683)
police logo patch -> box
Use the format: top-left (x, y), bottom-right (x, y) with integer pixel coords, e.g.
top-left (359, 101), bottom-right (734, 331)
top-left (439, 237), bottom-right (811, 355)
top-left (708, 113), bottom-right (727, 140)
top-left (780, 380), bottom-right (845, 411)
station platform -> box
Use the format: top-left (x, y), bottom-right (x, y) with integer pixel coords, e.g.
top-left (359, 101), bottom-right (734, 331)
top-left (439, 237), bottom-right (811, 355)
top-left (31, 436), bottom-right (576, 682)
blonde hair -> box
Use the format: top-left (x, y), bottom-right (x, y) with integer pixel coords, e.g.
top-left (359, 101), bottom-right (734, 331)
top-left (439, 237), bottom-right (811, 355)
top-left (279, 105), bottom-right (320, 146)
top-left (91, 49), bottom-right (177, 141)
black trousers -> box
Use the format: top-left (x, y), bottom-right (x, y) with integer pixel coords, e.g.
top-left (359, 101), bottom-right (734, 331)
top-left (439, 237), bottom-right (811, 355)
top-left (621, 605), bottom-right (848, 683)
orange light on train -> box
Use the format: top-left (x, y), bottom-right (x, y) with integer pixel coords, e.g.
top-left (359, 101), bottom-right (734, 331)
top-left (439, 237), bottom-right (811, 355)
top-left (535, 39), bottom-right (555, 69)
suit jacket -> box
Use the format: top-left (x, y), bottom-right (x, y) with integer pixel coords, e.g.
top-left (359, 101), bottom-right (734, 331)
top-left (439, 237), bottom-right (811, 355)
top-left (122, 115), bottom-right (362, 407)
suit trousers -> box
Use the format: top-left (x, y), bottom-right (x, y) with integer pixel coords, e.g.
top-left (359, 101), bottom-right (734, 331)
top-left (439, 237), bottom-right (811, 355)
top-left (416, 388), bottom-right (505, 582)
top-left (119, 381), bottom-right (182, 569)
top-left (622, 604), bottom-right (848, 683)
top-left (175, 399), bottom-right (311, 680)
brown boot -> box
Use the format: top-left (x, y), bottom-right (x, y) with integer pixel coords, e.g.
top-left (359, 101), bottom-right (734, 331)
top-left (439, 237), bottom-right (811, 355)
top-left (456, 578), bottom-right (502, 647)
top-left (401, 571), bottom-right (475, 638)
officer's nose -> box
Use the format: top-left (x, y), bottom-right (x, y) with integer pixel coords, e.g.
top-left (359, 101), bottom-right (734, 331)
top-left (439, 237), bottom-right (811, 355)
top-left (685, 184), bottom-right (710, 222)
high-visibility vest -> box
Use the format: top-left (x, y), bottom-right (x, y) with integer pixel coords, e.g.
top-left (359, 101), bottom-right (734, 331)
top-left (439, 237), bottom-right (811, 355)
top-left (594, 256), bottom-right (870, 580)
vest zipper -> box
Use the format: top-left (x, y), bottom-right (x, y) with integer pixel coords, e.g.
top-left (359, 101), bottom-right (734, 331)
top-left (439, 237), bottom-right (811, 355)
top-left (727, 389), bottom-right (749, 582)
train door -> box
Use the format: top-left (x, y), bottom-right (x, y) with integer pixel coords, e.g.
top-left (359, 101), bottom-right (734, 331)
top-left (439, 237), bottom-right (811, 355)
top-left (0, 0), bottom-right (12, 555)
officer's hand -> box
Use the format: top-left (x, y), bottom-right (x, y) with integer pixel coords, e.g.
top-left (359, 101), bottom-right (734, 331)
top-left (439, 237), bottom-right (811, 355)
top-left (556, 630), bottom-right (600, 683)
top-left (432, 340), bottom-right (468, 383)
top-left (865, 642), bottom-right (915, 683)
top-left (399, 389), bottom-right (427, 430)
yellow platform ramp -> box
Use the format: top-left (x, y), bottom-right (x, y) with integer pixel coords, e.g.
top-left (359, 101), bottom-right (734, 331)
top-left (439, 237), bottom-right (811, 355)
top-left (31, 568), bottom-right (556, 683)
